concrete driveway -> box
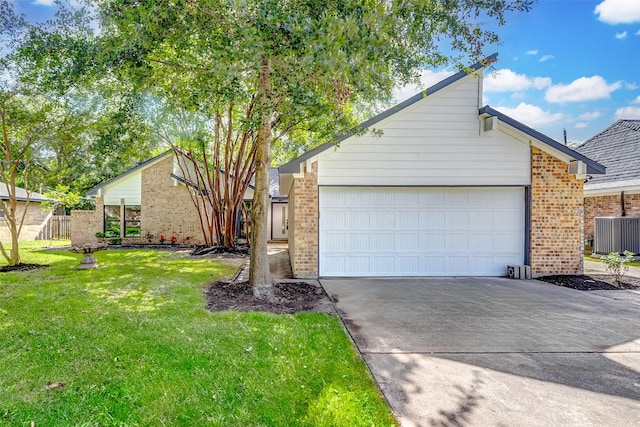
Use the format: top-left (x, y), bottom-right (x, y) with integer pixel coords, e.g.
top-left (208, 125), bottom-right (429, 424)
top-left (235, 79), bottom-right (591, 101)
top-left (321, 278), bottom-right (640, 427)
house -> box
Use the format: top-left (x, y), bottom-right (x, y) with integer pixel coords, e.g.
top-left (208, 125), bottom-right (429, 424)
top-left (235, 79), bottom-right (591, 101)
top-left (0, 183), bottom-right (50, 242)
top-left (575, 120), bottom-right (640, 243)
top-left (279, 54), bottom-right (605, 279)
top-left (71, 150), bottom-right (288, 246)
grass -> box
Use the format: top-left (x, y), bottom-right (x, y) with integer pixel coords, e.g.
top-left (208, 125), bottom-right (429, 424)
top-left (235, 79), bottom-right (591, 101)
top-left (0, 242), bottom-right (396, 426)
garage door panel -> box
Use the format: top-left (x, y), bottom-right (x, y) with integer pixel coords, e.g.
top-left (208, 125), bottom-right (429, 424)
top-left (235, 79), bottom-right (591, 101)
top-left (446, 211), bottom-right (470, 229)
top-left (446, 233), bottom-right (469, 251)
top-left (469, 234), bottom-right (492, 252)
top-left (421, 211), bottom-right (446, 229)
top-left (397, 210), bottom-right (420, 228)
top-left (446, 191), bottom-right (470, 207)
top-left (469, 211), bottom-right (495, 229)
top-left (396, 233), bottom-right (420, 251)
top-left (319, 187), bottom-right (524, 277)
top-left (420, 191), bottom-right (446, 206)
top-left (420, 233), bottom-right (446, 251)
top-left (347, 211), bottom-right (370, 229)
top-left (372, 256), bottom-right (395, 273)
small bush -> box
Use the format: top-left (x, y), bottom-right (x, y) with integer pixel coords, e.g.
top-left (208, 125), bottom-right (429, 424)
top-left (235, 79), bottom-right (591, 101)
top-left (601, 250), bottom-right (635, 284)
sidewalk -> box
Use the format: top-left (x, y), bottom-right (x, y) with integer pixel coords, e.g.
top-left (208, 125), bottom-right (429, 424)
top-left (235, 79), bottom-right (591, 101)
top-left (584, 259), bottom-right (640, 278)
top-left (583, 259), bottom-right (640, 306)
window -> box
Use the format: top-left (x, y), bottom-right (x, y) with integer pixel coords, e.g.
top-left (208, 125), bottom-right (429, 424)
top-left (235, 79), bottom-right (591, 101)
top-left (124, 206), bottom-right (141, 237)
top-left (104, 205), bottom-right (121, 237)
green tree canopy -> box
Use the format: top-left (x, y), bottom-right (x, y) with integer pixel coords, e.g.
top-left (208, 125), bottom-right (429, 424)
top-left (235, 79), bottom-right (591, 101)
top-left (97, 0), bottom-right (532, 290)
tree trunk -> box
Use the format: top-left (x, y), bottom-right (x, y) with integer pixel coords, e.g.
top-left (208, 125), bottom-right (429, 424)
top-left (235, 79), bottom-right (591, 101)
top-left (249, 56), bottom-right (274, 300)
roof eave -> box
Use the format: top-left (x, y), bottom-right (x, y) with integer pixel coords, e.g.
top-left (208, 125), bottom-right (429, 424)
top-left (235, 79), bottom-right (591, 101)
top-left (87, 149), bottom-right (173, 196)
top-left (479, 106), bottom-right (606, 175)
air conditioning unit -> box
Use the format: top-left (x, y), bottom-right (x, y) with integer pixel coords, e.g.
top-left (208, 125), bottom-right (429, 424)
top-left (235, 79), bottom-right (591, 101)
top-left (569, 160), bottom-right (587, 176)
top-left (594, 217), bottom-right (640, 254)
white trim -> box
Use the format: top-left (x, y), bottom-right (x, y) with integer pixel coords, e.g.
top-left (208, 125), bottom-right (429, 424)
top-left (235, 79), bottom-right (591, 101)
top-left (584, 179), bottom-right (640, 197)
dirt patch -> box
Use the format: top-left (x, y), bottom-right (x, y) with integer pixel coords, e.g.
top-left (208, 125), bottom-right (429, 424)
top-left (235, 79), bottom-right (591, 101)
top-left (204, 280), bottom-right (333, 314)
top-left (0, 263), bottom-right (49, 273)
top-left (537, 274), bottom-right (640, 291)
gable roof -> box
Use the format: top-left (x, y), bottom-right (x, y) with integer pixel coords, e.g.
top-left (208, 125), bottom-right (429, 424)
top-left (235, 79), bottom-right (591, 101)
top-left (1, 182), bottom-right (47, 203)
top-left (576, 120), bottom-right (640, 186)
top-left (87, 149), bottom-right (285, 199)
top-left (87, 150), bottom-right (173, 196)
top-left (480, 106), bottom-right (606, 175)
top-left (279, 53), bottom-right (604, 177)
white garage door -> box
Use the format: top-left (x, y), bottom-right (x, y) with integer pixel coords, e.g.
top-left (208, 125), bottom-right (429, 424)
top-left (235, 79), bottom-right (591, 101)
top-left (319, 187), bottom-right (525, 277)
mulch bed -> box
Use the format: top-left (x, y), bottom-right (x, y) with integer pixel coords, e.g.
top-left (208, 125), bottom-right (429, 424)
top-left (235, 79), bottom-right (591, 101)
top-left (0, 263), bottom-right (49, 273)
top-left (191, 245), bottom-right (250, 257)
top-left (537, 274), bottom-right (640, 291)
top-left (204, 280), bottom-right (331, 314)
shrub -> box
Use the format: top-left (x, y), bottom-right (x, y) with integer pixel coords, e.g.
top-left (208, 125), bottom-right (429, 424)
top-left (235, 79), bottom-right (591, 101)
top-left (601, 250), bottom-right (635, 284)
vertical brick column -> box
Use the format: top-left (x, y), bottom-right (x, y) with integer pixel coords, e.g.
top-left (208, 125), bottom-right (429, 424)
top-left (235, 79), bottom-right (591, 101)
top-left (530, 147), bottom-right (584, 274)
top-left (289, 162), bottom-right (319, 278)
top-left (70, 196), bottom-right (104, 245)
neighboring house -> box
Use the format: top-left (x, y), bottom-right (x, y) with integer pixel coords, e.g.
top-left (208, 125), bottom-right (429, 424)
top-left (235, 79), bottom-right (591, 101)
top-left (575, 120), bottom-right (640, 242)
top-left (71, 150), bottom-right (288, 246)
top-left (279, 54), bottom-right (605, 279)
top-left (0, 183), bottom-right (50, 242)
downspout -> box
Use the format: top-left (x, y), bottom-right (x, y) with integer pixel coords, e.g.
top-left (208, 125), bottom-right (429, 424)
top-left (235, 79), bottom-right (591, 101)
top-left (621, 191), bottom-right (626, 217)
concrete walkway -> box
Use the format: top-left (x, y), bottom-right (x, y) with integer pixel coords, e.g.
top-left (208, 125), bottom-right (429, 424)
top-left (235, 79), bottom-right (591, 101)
top-left (322, 277), bottom-right (640, 427)
top-left (584, 259), bottom-right (640, 278)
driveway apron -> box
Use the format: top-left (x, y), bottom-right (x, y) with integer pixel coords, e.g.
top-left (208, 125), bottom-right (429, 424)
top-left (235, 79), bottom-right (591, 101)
top-left (321, 277), bottom-right (640, 427)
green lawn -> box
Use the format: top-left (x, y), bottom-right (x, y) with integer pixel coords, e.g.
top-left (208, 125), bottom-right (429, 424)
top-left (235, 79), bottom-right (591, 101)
top-left (0, 243), bottom-right (396, 426)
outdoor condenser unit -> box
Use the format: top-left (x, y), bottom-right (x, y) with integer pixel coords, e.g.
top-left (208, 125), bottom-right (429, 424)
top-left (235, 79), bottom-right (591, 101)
top-left (593, 217), bottom-right (640, 255)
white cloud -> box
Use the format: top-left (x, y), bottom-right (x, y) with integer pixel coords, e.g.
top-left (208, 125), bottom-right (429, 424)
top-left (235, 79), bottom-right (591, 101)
top-left (626, 82), bottom-right (639, 90)
top-left (539, 55), bottom-right (554, 62)
top-left (484, 69), bottom-right (551, 93)
top-left (633, 95), bottom-right (640, 104)
top-left (494, 103), bottom-right (565, 127)
top-left (33, 0), bottom-right (56, 5)
top-left (575, 122), bottom-right (589, 129)
top-left (636, 29), bottom-right (640, 35)
top-left (595, 0), bottom-right (640, 24)
top-left (578, 111), bottom-right (602, 121)
top-left (615, 105), bottom-right (640, 119)
top-left (526, 50), bottom-right (538, 55)
top-left (545, 76), bottom-right (622, 103)
top-left (392, 70), bottom-right (455, 102)
top-left (616, 31), bottom-right (628, 39)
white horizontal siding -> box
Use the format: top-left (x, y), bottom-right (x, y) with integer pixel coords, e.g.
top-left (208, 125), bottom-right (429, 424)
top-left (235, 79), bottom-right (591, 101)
top-left (103, 171), bottom-right (142, 205)
top-left (317, 76), bottom-right (531, 187)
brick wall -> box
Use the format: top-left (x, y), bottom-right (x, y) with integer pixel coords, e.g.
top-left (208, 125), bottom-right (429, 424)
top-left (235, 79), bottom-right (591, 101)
top-left (289, 162), bottom-right (318, 278)
top-left (584, 193), bottom-right (640, 239)
top-left (0, 201), bottom-right (50, 242)
top-left (71, 197), bottom-right (104, 245)
top-left (140, 156), bottom-right (204, 245)
top-left (530, 147), bottom-right (584, 275)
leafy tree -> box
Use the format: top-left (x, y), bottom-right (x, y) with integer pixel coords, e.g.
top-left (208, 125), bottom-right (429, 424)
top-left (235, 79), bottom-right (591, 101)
top-left (99, 0), bottom-right (532, 297)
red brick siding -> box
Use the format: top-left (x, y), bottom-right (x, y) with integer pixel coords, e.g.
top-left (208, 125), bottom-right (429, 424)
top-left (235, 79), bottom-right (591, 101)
top-left (289, 162), bottom-right (318, 278)
top-left (530, 147), bottom-right (584, 275)
top-left (140, 156), bottom-right (204, 245)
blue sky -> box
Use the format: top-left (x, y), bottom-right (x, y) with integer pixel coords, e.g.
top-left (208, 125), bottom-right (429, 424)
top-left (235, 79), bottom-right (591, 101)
top-left (12, 0), bottom-right (640, 143)
top-left (395, 0), bottom-right (640, 144)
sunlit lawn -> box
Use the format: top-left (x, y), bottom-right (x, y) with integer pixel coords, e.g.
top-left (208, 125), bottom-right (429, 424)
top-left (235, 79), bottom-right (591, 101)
top-left (0, 242), bottom-right (396, 426)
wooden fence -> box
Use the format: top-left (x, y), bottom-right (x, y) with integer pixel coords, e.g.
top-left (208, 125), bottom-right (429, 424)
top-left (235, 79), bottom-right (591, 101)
top-left (36, 215), bottom-right (71, 241)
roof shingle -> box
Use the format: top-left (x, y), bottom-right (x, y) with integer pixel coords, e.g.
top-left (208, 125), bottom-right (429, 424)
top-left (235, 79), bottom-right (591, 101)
top-left (576, 120), bottom-right (640, 184)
